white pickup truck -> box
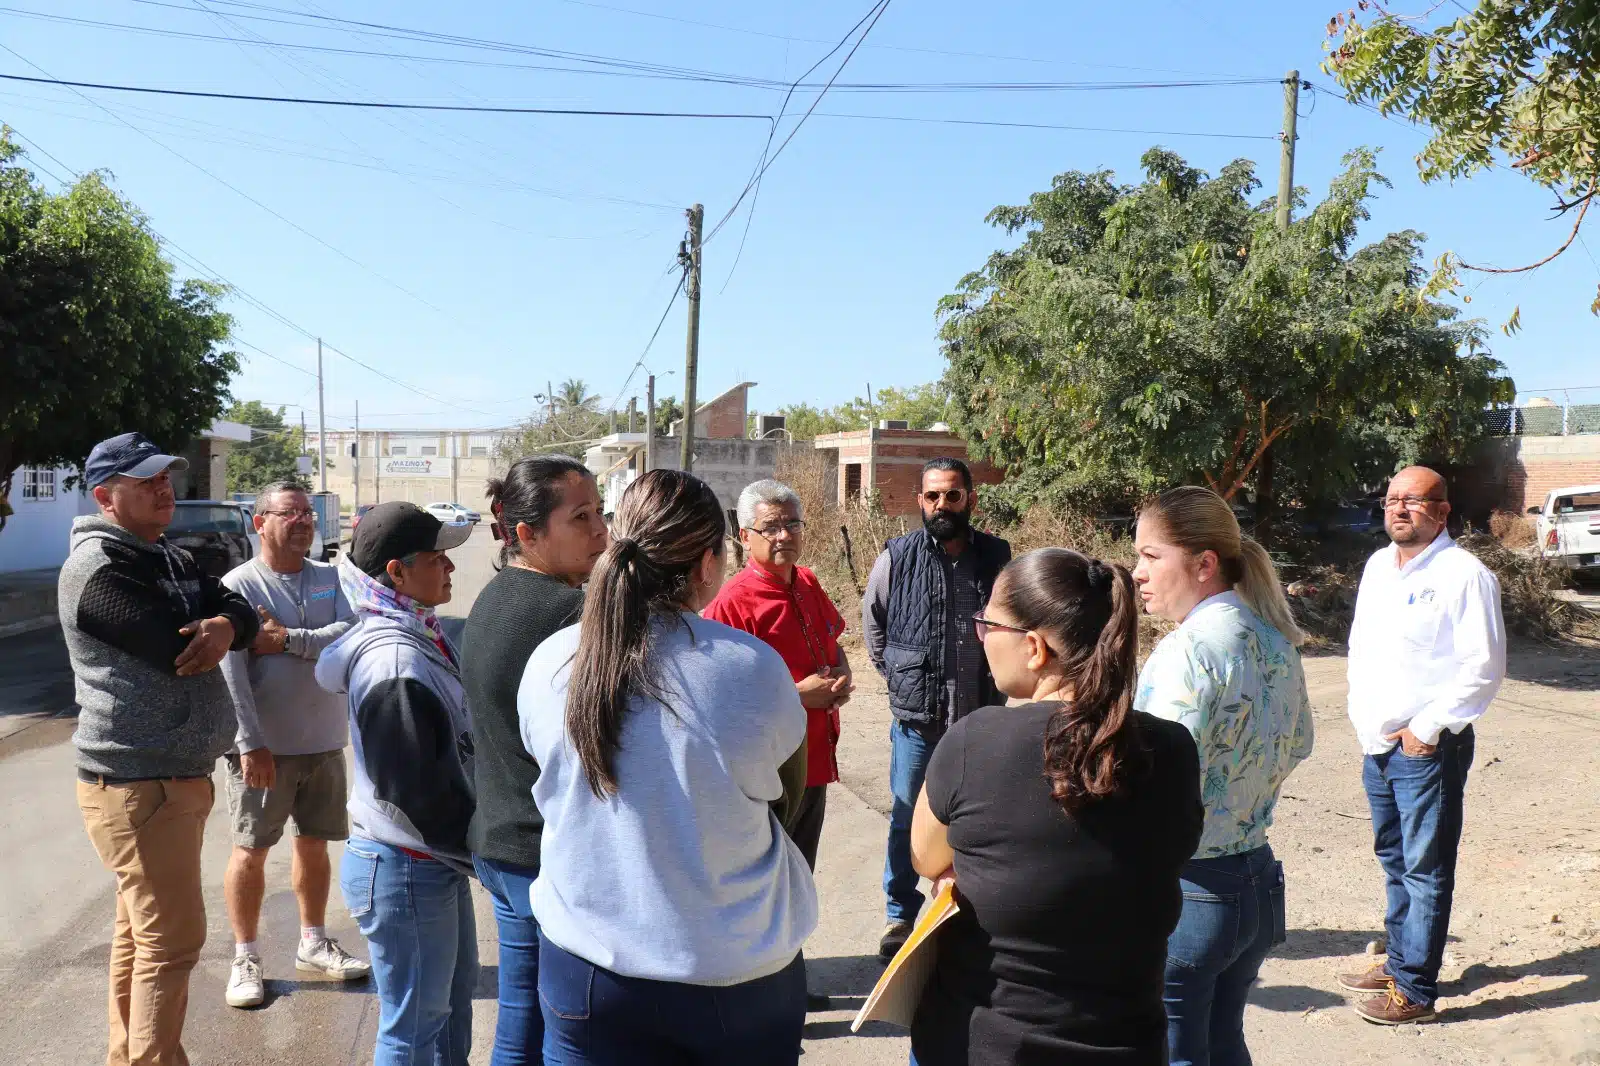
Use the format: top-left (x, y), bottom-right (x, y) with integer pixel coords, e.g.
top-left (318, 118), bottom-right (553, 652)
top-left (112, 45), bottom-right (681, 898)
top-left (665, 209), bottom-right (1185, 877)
top-left (1529, 484), bottom-right (1600, 575)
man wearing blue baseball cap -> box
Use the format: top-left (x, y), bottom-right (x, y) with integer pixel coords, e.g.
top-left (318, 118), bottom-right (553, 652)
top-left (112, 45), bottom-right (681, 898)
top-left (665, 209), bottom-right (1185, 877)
top-left (59, 431), bottom-right (261, 1066)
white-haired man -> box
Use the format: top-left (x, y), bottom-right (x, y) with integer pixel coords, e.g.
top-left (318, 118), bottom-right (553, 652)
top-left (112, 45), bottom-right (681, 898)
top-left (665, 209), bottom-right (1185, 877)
top-left (703, 478), bottom-right (853, 1011)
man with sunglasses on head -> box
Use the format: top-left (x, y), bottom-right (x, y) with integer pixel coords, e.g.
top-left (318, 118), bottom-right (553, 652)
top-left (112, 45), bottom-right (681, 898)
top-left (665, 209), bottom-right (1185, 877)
top-left (1339, 465), bottom-right (1504, 1025)
top-left (704, 478), bottom-right (853, 1011)
top-left (861, 457), bottom-right (1011, 960)
top-left (217, 481), bottom-right (369, 1009)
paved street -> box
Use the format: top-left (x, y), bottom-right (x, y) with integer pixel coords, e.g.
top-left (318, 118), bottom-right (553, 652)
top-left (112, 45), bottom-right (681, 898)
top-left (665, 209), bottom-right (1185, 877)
top-left (0, 525), bottom-right (906, 1066)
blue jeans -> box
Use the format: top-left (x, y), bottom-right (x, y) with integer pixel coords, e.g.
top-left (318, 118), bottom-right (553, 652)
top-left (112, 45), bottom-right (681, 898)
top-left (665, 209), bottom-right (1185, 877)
top-left (1164, 844), bottom-right (1284, 1066)
top-left (884, 720), bottom-right (941, 924)
top-left (341, 839), bottom-right (479, 1066)
top-left (1363, 725), bottom-right (1474, 1008)
top-left (538, 933), bottom-right (805, 1065)
top-left (474, 856), bottom-right (542, 1066)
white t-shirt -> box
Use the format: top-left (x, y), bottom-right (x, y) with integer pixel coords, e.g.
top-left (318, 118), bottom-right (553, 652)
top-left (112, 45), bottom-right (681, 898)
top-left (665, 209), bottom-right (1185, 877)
top-left (518, 611), bottom-right (817, 987)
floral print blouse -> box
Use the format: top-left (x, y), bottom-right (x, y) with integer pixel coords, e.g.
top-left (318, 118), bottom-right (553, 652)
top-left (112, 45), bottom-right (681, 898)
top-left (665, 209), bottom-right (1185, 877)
top-left (1135, 591), bottom-right (1315, 859)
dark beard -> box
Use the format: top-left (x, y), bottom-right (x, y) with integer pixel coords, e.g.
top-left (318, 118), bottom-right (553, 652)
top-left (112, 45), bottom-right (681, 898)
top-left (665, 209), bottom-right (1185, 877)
top-left (924, 509), bottom-right (971, 543)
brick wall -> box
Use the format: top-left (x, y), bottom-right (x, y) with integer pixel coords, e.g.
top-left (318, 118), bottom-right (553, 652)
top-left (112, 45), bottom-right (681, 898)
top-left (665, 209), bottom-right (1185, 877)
top-left (1460, 435), bottom-right (1600, 516)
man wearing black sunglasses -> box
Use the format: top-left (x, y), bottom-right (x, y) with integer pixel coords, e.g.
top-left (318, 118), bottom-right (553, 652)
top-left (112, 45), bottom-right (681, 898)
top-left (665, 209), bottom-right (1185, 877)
top-left (862, 457), bottom-right (1011, 960)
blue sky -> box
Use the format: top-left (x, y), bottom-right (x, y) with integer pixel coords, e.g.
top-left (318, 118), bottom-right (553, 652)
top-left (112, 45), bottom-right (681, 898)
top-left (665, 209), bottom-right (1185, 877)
top-left (4, 0), bottom-right (1597, 433)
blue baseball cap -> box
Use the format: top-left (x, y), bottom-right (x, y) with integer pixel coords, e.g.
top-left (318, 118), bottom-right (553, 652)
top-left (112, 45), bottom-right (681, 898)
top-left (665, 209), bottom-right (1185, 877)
top-left (84, 432), bottom-right (189, 489)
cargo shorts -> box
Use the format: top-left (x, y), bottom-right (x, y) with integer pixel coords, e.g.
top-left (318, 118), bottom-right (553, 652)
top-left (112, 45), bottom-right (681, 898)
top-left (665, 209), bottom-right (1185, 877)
top-left (223, 749), bottom-right (349, 849)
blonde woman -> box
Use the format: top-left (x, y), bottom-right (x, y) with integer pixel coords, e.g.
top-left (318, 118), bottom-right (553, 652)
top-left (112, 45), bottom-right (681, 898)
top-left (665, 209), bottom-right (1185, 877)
top-left (1132, 486), bottom-right (1315, 1066)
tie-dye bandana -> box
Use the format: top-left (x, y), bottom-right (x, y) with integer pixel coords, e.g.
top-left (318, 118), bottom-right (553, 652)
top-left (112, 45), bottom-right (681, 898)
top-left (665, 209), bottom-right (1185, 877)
top-left (337, 555), bottom-right (449, 655)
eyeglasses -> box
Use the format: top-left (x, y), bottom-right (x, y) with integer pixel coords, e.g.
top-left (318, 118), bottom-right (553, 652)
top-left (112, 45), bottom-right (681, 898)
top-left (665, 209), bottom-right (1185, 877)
top-left (1382, 496), bottom-right (1443, 511)
top-left (972, 613), bottom-right (1029, 640)
top-left (747, 520), bottom-right (806, 539)
top-left (260, 508), bottom-right (317, 522)
top-left (922, 489), bottom-right (968, 506)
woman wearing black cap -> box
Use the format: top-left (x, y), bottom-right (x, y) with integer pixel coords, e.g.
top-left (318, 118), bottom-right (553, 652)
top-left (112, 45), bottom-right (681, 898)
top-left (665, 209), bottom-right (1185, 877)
top-left (314, 501), bottom-right (477, 1066)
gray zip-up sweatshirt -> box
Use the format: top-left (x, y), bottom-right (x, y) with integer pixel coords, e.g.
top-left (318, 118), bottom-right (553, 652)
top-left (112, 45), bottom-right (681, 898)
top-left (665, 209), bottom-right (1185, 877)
top-left (59, 515), bottom-right (260, 779)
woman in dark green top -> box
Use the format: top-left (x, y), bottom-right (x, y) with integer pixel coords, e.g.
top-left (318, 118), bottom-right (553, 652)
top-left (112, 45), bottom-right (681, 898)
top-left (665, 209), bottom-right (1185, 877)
top-left (461, 456), bottom-right (609, 1066)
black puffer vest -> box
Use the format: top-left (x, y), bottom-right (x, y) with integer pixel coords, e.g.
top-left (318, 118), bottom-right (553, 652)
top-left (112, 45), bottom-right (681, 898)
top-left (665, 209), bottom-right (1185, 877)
top-left (881, 528), bottom-right (1010, 727)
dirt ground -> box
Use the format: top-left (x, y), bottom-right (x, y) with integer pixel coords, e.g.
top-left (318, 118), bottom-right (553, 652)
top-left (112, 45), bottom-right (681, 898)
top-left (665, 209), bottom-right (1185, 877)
top-left (832, 636), bottom-right (1600, 1066)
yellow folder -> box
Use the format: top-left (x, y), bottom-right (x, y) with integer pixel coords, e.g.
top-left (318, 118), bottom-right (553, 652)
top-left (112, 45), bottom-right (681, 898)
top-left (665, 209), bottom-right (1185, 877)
top-left (850, 882), bottom-right (961, 1032)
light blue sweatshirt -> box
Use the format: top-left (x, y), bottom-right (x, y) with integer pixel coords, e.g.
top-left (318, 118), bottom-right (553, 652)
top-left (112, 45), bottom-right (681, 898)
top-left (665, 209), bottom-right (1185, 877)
top-left (519, 612), bottom-right (817, 987)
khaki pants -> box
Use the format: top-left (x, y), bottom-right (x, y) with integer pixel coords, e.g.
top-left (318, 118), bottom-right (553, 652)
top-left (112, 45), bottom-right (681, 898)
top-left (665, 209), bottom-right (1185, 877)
top-left (77, 776), bottom-right (214, 1066)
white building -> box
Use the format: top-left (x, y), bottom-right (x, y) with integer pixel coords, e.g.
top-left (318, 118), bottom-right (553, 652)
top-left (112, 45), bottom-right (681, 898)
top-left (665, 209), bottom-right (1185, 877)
top-left (0, 420), bottom-right (253, 575)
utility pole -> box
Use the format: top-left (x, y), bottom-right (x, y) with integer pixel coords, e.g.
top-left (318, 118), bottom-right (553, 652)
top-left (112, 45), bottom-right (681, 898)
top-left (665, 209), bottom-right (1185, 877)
top-left (645, 374), bottom-right (656, 473)
top-left (353, 399), bottom-right (360, 515)
top-left (316, 337), bottom-right (327, 493)
top-left (547, 380), bottom-right (555, 423)
top-left (679, 204), bottom-right (703, 473)
top-left (1261, 69), bottom-right (1301, 547)
top-left (627, 396), bottom-right (638, 434)
top-left (1276, 71), bottom-right (1300, 233)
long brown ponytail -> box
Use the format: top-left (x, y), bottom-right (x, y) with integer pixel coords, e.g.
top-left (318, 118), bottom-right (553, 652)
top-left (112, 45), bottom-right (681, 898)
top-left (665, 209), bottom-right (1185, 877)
top-left (994, 548), bottom-right (1146, 812)
top-left (565, 469), bottom-right (726, 797)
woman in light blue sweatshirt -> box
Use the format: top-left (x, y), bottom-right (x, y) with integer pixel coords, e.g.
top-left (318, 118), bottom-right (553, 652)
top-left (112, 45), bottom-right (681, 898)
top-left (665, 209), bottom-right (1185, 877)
top-left (519, 469), bottom-right (817, 1066)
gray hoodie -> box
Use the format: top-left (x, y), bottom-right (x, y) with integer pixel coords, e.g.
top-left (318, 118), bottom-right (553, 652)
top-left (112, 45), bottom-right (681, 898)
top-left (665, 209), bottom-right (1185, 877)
top-left (315, 613), bottom-right (474, 872)
top-left (59, 515), bottom-right (259, 779)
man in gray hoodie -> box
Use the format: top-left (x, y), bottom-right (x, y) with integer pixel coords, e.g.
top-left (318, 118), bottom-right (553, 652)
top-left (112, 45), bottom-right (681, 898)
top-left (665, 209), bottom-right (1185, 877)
top-left (60, 432), bottom-right (260, 1066)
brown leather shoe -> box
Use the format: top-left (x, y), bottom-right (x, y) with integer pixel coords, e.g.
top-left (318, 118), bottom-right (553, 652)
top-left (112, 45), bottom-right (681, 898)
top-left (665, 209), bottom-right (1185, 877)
top-left (1355, 984), bottom-right (1437, 1025)
top-left (1337, 962), bottom-right (1391, 994)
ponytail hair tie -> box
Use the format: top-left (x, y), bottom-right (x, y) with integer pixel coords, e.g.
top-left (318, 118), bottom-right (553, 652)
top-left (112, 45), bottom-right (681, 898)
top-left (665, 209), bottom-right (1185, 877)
top-left (613, 536), bottom-right (641, 564)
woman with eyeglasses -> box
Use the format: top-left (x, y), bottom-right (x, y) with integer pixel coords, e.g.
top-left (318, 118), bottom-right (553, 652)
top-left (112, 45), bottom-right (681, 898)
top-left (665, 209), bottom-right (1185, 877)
top-left (1131, 486), bottom-right (1314, 1066)
top-left (518, 469), bottom-right (817, 1065)
top-left (908, 548), bottom-right (1203, 1066)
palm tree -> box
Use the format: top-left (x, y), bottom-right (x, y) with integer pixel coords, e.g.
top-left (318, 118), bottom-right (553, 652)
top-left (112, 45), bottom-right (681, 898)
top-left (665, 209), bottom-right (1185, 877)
top-left (556, 378), bottom-right (601, 414)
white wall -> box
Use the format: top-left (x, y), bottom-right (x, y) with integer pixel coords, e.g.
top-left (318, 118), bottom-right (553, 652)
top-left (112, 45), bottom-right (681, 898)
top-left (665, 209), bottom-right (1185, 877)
top-left (1, 467), bottom-right (94, 574)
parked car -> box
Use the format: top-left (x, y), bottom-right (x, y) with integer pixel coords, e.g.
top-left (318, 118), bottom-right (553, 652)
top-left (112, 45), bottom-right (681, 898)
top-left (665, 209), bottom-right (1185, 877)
top-left (168, 501), bottom-right (255, 579)
top-left (425, 502), bottom-right (481, 526)
top-left (1529, 485), bottom-right (1600, 576)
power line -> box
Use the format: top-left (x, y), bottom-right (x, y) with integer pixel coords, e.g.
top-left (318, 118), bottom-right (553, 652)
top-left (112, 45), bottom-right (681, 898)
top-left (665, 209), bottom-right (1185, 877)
top-left (605, 276), bottom-right (685, 416)
top-left (236, 338), bottom-right (317, 377)
top-left (707, 0), bottom-right (894, 263)
top-left (815, 110), bottom-right (1279, 140)
top-left (0, 71), bottom-right (777, 120)
top-left (3, 117), bottom-right (508, 419)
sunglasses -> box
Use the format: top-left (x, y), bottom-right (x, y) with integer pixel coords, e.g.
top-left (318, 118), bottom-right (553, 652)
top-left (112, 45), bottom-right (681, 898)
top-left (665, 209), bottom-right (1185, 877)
top-left (922, 488), bottom-right (968, 506)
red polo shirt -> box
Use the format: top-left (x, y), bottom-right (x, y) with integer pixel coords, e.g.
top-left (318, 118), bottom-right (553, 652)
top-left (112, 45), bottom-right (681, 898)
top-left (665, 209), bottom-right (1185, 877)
top-left (703, 560), bottom-right (847, 787)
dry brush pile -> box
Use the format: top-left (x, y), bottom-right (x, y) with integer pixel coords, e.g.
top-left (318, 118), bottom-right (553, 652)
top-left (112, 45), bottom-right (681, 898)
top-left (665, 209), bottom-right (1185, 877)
top-left (776, 451), bottom-right (1594, 653)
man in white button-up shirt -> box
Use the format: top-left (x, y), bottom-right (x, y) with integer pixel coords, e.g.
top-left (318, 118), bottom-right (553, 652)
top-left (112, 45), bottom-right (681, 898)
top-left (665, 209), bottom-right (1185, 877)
top-left (1337, 466), bottom-right (1505, 1025)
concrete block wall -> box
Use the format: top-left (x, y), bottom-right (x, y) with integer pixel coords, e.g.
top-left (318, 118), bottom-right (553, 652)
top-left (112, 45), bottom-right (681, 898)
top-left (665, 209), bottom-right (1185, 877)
top-left (1461, 434), bottom-right (1600, 516)
top-left (819, 429), bottom-right (1005, 517)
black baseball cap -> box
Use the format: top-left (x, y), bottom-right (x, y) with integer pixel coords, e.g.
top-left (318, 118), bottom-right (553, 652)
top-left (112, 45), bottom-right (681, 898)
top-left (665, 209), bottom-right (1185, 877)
top-left (84, 432), bottom-right (189, 489)
top-left (350, 502), bottom-right (472, 576)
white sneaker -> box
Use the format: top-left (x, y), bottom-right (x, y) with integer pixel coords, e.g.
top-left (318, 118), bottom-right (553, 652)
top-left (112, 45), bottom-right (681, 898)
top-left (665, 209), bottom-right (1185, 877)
top-left (226, 953), bottom-right (265, 1008)
top-left (296, 937), bottom-right (372, 980)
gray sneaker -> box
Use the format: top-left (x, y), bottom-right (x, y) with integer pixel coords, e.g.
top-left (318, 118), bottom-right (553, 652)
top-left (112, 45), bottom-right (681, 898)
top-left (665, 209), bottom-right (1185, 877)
top-left (296, 937), bottom-right (371, 980)
top-left (226, 953), bottom-right (265, 1008)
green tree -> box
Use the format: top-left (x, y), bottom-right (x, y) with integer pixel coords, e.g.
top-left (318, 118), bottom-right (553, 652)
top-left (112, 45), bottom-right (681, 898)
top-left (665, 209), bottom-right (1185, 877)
top-left (761, 383), bottom-right (955, 440)
top-left (554, 378), bottom-right (601, 414)
top-left (653, 395), bottom-right (684, 437)
top-left (1325, 1), bottom-right (1600, 313)
top-left (937, 147), bottom-right (1514, 531)
top-left (224, 401), bottom-right (308, 494)
top-left (0, 133), bottom-right (238, 529)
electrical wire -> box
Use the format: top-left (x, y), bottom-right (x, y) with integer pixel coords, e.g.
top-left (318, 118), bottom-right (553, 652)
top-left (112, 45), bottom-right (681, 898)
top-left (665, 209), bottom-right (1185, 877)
top-left (4, 117), bottom-right (509, 419)
top-left (604, 277), bottom-right (685, 417)
top-left (236, 338), bottom-right (317, 378)
top-left (0, 72), bottom-right (777, 120)
top-left (815, 111), bottom-right (1279, 140)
